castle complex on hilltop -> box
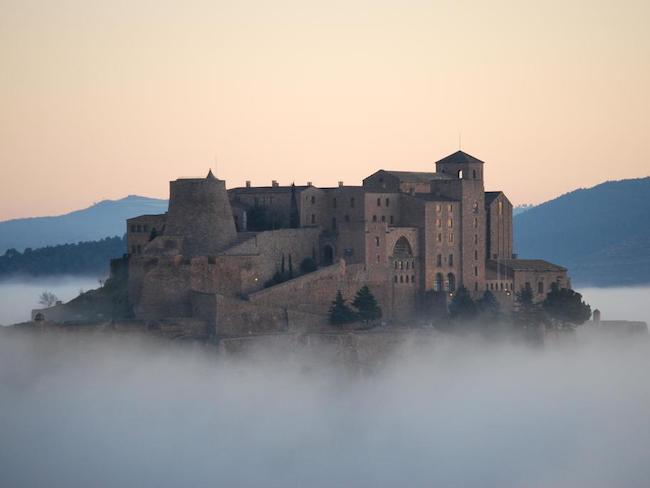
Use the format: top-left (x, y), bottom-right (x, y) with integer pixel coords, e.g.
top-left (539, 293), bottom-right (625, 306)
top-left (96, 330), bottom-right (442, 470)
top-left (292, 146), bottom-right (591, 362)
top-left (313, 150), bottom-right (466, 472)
top-left (125, 151), bottom-right (569, 336)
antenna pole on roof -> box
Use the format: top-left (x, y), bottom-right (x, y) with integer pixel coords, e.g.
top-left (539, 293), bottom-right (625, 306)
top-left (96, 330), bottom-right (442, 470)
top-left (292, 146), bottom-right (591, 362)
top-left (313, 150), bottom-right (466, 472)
top-left (458, 132), bottom-right (462, 151)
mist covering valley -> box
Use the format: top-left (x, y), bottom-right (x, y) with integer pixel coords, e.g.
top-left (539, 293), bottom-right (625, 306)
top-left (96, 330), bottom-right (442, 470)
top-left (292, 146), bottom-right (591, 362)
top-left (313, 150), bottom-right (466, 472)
top-left (1, 279), bottom-right (650, 487)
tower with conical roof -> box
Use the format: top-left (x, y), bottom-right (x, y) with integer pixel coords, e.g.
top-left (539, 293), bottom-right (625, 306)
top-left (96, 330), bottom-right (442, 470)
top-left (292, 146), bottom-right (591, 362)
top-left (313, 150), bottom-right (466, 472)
top-left (165, 170), bottom-right (237, 256)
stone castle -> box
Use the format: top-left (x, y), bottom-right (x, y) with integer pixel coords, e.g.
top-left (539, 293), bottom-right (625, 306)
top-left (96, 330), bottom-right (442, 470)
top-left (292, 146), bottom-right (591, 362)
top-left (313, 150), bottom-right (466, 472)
top-left (125, 151), bottom-right (569, 336)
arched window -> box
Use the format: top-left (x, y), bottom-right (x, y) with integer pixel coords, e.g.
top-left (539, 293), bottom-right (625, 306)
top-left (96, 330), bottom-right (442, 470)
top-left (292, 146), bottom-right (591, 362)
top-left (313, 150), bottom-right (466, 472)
top-left (473, 169), bottom-right (477, 179)
top-left (434, 273), bottom-right (444, 292)
top-left (458, 169), bottom-right (464, 179)
top-left (447, 273), bottom-right (456, 292)
top-left (392, 236), bottom-right (413, 258)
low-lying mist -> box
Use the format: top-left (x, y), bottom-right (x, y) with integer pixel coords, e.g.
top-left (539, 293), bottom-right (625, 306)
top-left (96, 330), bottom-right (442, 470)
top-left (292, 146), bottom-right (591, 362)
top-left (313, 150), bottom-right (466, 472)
top-left (1, 329), bottom-right (649, 488)
top-left (0, 275), bottom-right (100, 325)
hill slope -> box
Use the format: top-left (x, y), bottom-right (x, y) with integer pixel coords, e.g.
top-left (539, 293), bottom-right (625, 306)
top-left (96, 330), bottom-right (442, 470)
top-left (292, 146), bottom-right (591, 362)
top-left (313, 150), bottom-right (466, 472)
top-left (0, 196), bottom-right (167, 253)
top-left (514, 177), bottom-right (650, 286)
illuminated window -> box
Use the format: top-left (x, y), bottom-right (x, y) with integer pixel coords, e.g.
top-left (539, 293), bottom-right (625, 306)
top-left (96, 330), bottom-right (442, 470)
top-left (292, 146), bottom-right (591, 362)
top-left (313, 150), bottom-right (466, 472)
top-left (449, 233), bottom-right (454, 243)
top-left (436, 218), bottom-right (442, 228)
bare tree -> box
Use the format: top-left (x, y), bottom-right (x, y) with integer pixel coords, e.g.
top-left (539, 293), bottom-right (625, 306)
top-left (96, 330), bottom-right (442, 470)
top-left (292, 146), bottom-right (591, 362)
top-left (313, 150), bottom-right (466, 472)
top-left (38, 291), bottom-right (59, 307)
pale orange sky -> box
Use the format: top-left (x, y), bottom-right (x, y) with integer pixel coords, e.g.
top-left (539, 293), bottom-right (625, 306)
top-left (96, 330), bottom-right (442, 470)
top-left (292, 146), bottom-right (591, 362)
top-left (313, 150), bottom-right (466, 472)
top-left (1, 0), bottom-right (649, 220)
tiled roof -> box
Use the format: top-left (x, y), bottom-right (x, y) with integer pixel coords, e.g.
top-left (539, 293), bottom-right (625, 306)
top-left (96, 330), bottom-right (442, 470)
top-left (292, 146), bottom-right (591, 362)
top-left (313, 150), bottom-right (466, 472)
top-left (435, 150), bottom-right (485, 165)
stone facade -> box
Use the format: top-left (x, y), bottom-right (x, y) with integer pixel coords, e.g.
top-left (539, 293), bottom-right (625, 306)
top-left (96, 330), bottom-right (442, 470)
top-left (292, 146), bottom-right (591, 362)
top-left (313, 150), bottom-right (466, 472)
top-left (124, 151), bottom-right (569, 336)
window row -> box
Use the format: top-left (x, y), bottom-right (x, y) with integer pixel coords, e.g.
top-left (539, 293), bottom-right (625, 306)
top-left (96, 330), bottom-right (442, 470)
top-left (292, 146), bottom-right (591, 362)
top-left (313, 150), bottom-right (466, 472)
top-left (372, 215), bottom-right (394, 224)
top-left (394, 260), bottom-right (416, 270)
top-left (130, 224), bottom-right (150, 233)
top-left (394, 274), bottom-right (416, 284)
top-left (436, 233), bottom-right (455, 243)
top-left (436, 254), bottom-right (454, 267)
top-left (435, 204), bottom-right (454, 213)
top-left (332, 197), bottom-right (356, 208)
top-left (487, 282), bottom-right (513, 291)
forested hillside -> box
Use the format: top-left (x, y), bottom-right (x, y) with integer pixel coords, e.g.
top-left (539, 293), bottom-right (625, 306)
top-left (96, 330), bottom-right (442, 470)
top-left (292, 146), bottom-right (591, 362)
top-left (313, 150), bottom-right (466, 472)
top-left (0, 195), bottom-right (166, 253)
top-left (0, 236), bottom-right (126, 278)
top-left (514, 177), bottom-right (650, 286)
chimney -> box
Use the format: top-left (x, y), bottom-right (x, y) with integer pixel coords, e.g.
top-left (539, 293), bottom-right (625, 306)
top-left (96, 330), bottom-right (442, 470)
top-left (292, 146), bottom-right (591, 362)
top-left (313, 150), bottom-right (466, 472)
top-left (245, 180), bottom-right (251, 188)
top-left (338, 181), bottom-right (344, 187)
top-left (307, 181), bottom-right (312, 186)
top-left (272, 180), bottom-right (279, 187)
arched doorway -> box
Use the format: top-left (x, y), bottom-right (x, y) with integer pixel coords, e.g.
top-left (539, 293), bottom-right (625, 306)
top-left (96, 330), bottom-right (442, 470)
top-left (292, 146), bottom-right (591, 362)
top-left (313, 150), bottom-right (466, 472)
top-left (322, 244), bottom-right (334, 266)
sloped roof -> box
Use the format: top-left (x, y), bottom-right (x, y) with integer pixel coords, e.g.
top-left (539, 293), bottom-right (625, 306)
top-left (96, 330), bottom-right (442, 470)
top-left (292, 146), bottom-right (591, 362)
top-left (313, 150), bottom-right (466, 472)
top-left (435, 150), bottom-right (485, 165)
top-left (375, 170), bottom-right (453, 183)
top-left (489, 259), bottom-right (567, 272)
top-left (485, 191), bottom-right (503, 205)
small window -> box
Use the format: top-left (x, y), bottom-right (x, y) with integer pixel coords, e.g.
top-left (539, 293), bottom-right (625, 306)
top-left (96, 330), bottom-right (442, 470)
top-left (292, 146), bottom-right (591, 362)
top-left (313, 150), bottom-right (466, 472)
top-left (437, 233), bottom-right (442, 243)
top-left (411, 274), bottom-right (415, 283)
top-left (474, 217), bottom-right (478, 228)
top-left (474, 266), bottom-right (478, 277)
top-left (406, 261), bottom-right (410, 270)
top-left (373, 215), bottom-right (377, 222)
top-left (449, 254), bottom-right (453, 266)
top-left (474, 234), bottom-right (478, 245)
top-left (400, 275), bottom-right (404, 283)
top-left (311, 196), bottom-right (316, 204)
top-left (350, 197), bottom-right (355, 208)
top-left (436, 218), bottom-right (442, 228)
top-left (130, 225), bottom-right (136, 232)
top-left (389, 215), bottom-right (394, 224)
top-left (377, 198), bottom-right (381, 207)
top-left (436, 204), bottom-right (441, 213)
top-left (448, 218), bottom-right (453, 228)
top-left (394, 261), bottom-right (398, 270)
top-left (405, 275), bottom-right (409, 283)
top-left (501, 283), bottom-right (504, 291)
top-left (381, 215), bottom-right (386, 223)
top-left (449, 233), bottom-right (454, 243)
top-left (448, 204), bottom-right (453, 212)
top-left (473, 170), bottom-right (477, 179)
top-left (474, 249), bottom-right (478, 260)
top-left (376, 254), bottom-right (380, 263)
top-left (436, 254), bottom-right (442, 267)
top-left (394, 275), bottom-right (398, 283)
top-left (311, 214), bottom-right (316, 224)
top-left (385, 198), bottom-right (390, 207)
top-left (375, 236), bottom-right (380, 247)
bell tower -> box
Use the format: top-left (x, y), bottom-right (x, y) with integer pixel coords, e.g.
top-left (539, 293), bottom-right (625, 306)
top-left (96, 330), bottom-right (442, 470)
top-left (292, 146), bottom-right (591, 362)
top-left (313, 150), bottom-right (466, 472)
top-left (435, 150), bottom-right (484, 181)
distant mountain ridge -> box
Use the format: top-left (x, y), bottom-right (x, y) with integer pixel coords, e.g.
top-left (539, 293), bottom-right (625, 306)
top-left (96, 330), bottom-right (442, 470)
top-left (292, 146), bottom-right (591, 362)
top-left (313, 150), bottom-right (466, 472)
top-left (0, 196), bottom-right (168, 254)
top-left (514, 177), bottom-right (650, 286)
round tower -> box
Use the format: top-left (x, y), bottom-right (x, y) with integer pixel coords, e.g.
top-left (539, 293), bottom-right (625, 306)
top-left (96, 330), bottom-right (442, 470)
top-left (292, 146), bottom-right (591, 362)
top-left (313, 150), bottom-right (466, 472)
top-left (165, 170), bottom-right (237, 256)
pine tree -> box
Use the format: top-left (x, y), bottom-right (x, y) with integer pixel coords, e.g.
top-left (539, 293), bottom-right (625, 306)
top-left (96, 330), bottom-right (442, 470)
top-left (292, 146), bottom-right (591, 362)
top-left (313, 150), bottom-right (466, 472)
top-left (477, 290), bottom-right (500, 321)
top-left (448, 286), bottom-right (477, 322)
top-left (542, 283), bottom-right (591, 330)
top-left (329, 291), bottom-right (357, 325)
top-left (351, 285), bottom-right (382, 323)
top-left (514, 285), bottom-right (544, 328)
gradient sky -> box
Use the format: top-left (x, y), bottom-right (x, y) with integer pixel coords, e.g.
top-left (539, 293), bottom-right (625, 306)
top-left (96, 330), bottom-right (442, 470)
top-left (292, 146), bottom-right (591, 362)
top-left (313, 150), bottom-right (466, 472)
top-left (1, 0), bottom-right (648, 220)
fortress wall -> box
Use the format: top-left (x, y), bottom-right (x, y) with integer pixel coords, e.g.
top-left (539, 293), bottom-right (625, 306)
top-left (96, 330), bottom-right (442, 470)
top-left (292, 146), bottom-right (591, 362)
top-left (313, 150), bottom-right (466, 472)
top-left (247, 261), bottom-right (399, 320)
top-left (223, 228), bottom-right (321, 293)
top-left (215, 294), bottom-right (290, 336)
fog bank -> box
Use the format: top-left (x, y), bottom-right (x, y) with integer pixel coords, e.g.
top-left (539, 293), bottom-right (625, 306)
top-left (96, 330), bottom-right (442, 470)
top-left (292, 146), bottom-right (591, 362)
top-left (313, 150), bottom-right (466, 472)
top-left (1, 330), bottom-right (649, 488)
top-left (0, 276), bottom-right (100, 325)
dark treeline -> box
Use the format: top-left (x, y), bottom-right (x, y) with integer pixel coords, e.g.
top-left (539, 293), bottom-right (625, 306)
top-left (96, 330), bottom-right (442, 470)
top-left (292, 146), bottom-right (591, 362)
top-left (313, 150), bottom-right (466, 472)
top-left (0, 236), bottom-right (126, 277)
